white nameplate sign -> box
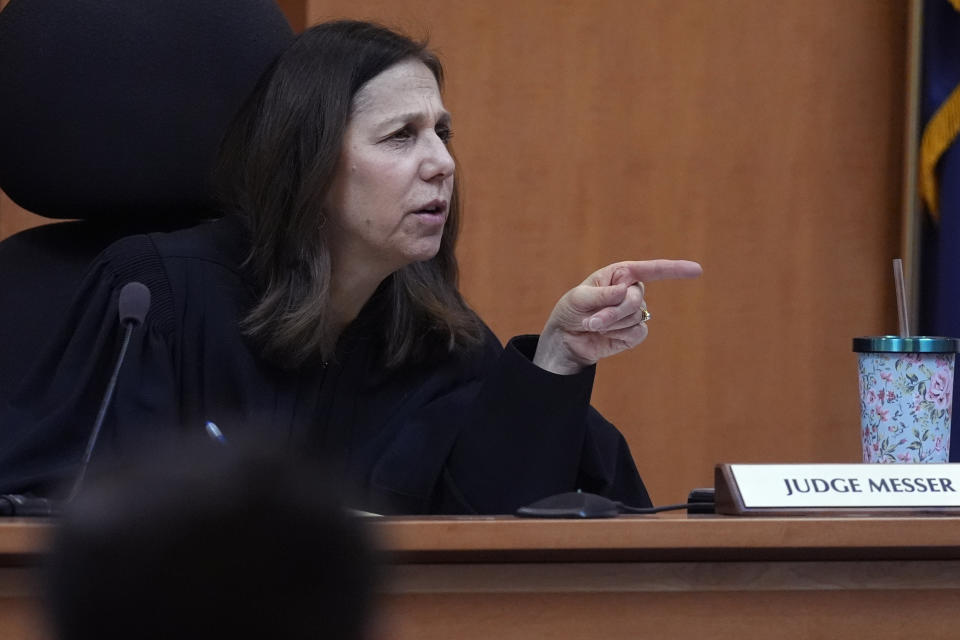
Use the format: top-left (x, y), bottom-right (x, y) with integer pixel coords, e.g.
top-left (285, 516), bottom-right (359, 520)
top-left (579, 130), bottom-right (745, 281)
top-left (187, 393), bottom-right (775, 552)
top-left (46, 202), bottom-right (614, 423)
top-left (715, 463), bottom-right (960, 515)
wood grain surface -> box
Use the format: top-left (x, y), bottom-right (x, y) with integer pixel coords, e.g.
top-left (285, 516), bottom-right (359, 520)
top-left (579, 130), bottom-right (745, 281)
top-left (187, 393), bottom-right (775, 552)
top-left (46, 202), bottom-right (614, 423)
top-left (3, 517), bottom-right (960, 640)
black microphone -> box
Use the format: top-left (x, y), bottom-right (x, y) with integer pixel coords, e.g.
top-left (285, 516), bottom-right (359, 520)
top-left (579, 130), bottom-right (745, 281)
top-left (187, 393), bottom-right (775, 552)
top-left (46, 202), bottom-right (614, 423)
top-left (66, 281), bottom-right (151, 501)
top-left (515, 489), bottom-right (717, 519)
top-left (0, 282), bottom-right (151, 517)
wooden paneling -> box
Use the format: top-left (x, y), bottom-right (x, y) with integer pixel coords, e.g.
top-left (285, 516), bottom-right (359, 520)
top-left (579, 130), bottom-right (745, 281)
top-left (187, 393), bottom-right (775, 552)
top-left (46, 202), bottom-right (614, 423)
top-left (5, 517), bottom-right (960, 640)
top-left (381, 590), bottom-right (960, 640)
top-left (305, 0), bottom-right (909, 503)
top-left (0, 191), bottom-right (46, 242)
top-left (275, 0), bottom-right (307, 32)
top-left (373, 514), bottom-right (960, 561)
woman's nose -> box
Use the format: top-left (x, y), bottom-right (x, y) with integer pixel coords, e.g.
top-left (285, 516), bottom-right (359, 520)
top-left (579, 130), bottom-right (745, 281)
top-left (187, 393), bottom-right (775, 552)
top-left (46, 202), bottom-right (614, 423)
top-left (420, 134), bottom-right (455, 181)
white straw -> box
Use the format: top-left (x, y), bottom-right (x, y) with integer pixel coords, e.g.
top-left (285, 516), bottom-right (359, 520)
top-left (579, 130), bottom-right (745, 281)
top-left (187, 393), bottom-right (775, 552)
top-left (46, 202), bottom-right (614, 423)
top-left (893, 258), bottom-right (911, 337)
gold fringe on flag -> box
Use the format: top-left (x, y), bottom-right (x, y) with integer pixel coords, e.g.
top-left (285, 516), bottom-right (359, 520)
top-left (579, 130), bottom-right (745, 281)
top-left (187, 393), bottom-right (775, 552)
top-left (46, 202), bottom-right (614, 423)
top-left (921, 1), bottom-right (960, 221)
top-left (920, 83), bottom-right (960, 221)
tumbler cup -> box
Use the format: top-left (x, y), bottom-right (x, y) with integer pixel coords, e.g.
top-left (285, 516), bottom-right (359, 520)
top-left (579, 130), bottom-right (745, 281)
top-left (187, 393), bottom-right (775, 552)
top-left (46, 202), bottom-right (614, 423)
top-left (853, 336), bottom-right (959, 463)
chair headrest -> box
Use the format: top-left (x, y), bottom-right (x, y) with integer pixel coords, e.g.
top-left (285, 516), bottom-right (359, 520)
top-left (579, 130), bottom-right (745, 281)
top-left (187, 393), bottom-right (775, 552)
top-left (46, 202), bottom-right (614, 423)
top-left (0, 0), bottom-right (293, 222)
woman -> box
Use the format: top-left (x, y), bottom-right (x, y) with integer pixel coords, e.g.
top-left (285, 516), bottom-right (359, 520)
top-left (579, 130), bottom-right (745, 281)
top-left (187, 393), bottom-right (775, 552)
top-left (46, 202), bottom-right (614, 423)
top-left (0, 21), bottom-right (700, 514)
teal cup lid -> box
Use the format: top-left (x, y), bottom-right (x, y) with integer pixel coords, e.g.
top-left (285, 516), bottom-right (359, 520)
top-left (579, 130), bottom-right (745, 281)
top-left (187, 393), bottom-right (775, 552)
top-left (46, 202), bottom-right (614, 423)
top-left (852, 336), bottom-right (960, 353)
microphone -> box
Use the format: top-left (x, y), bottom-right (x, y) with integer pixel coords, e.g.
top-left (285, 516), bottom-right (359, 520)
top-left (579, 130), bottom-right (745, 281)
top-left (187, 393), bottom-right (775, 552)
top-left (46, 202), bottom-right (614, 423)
top-left (515, 489), bottom-right (717, 519)
top-left (0, 282), bottom-right (152, 516)
top-left (66, 281), bottom-right (151, 502)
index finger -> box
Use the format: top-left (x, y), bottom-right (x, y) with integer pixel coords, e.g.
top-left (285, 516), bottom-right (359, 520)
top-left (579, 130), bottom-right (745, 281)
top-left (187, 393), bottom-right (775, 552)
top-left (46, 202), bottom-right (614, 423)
top-left (595, 259), bottom-right (703, 286)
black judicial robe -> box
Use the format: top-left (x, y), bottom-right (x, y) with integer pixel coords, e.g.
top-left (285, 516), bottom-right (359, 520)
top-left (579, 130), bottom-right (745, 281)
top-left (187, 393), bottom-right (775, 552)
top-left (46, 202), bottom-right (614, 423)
top-left (0, 217), bottom-right (651, 514)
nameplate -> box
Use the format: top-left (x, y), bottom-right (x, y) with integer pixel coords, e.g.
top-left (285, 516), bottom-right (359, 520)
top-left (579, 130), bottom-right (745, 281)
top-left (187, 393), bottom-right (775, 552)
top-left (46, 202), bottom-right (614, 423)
top-left (714, 463), bottom-right (960, 516)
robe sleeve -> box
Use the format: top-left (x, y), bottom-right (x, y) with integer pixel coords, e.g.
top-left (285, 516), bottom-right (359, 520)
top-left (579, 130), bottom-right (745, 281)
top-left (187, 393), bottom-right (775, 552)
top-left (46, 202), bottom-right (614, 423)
top-left (369, 334), bottom-right (652, 515)
top-left (0, 235), bottom-right (179, 497)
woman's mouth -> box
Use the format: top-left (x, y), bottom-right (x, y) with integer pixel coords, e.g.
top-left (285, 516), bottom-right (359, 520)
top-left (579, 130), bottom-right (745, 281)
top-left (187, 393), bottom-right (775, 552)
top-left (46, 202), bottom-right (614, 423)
top-left (413, 199), bottom-right (447, 215)
top-left (411, 199), bottom-right (448, 224)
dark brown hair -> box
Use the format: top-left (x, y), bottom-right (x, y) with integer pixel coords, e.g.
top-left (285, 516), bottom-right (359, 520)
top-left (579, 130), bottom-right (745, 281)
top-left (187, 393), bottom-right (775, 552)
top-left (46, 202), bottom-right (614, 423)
top-left (47, 446), bottom-right (378, 640)
top-left (215, 20), bottom-right (483, 369)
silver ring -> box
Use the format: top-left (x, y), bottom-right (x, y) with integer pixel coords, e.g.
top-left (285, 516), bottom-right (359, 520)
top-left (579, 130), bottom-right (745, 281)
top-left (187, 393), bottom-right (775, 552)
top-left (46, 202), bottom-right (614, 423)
top-left (639, 308), bottom-right (651, 323)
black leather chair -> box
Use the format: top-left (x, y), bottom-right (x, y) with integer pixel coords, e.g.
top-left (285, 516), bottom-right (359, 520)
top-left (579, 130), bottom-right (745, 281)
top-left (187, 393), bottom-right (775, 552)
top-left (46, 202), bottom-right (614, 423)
top-left (0, 0), bottom-right (293, 401)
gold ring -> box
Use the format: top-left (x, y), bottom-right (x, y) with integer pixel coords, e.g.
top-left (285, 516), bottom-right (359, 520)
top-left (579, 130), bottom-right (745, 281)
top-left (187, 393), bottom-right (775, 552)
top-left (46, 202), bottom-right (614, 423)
top-left (639, 308), bottom-right (651, 323)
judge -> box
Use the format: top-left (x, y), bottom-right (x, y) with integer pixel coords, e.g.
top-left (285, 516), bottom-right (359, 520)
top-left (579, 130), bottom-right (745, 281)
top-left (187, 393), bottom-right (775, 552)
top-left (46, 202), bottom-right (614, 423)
top-left (0, 20), bottom-right (701, 514)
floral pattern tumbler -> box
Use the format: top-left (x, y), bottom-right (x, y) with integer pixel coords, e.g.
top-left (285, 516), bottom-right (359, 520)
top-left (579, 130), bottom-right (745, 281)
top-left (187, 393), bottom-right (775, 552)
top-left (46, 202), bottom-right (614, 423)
top-left (854, 336), bottom-right (959, 463)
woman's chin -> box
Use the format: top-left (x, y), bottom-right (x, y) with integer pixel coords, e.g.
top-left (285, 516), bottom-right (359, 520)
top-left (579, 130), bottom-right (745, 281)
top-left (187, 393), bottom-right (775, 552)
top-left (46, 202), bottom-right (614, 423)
top-left (402, 241), bottom-right (443, 266)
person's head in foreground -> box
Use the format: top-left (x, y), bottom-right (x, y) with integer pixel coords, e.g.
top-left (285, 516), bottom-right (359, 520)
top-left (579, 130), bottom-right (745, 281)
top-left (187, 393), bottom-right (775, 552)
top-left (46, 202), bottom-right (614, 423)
top-left (45, 446), bottom-right (379, 640)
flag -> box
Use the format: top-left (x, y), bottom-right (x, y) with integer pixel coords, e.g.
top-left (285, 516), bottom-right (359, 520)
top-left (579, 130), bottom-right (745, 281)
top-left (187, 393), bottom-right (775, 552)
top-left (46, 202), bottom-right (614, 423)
top-left (919, 0), bottom-right (960, 461)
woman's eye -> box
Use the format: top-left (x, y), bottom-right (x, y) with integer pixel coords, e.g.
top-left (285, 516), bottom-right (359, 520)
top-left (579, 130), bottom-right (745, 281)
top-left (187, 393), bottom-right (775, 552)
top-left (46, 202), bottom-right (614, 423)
top-left (384, 124), bottom-right (452, 145)
top-left (389, 127), bottom-right (413, 142)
